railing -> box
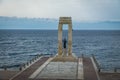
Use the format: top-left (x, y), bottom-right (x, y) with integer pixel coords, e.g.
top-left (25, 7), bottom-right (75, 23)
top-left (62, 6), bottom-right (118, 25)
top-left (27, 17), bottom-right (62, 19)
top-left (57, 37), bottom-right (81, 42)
top-left (1, 53), bottom-right (53, 71)
top-left (98, 68), bottom-right (120, 73)
top-left (91, 54), bottom-right (101, 72)
top-left (19, 54), bottom-right (42, 71)
top-left (91, 54), bottom-right (120, 73)
top-left (1, 54), bottom-right (42, 71)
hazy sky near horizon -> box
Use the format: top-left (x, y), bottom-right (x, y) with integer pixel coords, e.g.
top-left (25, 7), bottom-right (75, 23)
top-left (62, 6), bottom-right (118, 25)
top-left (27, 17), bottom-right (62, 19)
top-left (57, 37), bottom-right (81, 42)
top-left (0, 0), bottom-right (120, 22)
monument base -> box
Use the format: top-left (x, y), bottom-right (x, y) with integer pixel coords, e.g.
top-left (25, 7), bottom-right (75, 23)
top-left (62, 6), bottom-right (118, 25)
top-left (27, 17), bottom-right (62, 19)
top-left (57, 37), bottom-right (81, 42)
top-left (52, 53), bottom-right (77, 62)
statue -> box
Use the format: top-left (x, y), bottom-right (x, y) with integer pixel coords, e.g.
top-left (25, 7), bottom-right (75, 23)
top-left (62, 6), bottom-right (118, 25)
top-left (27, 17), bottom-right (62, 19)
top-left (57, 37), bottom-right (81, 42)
top-left (63, 38), bottom-right (67, 56)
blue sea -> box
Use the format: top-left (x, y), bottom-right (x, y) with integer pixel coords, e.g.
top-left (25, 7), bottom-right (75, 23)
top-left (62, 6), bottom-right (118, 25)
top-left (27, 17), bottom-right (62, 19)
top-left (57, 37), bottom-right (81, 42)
top-left (0, 30), bottom-right (120, 70)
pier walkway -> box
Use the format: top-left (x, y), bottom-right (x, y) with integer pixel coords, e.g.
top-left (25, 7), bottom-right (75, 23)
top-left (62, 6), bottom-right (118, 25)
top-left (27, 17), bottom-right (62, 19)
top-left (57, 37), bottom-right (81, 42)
top-left (83, 57), bottom-right (99, 80)
top-left (1, 56), bottom-right (119, 80)
top-left (0, 56), bottom-right (100, 80)
top-left (10, 57), bottom-right (49, 80)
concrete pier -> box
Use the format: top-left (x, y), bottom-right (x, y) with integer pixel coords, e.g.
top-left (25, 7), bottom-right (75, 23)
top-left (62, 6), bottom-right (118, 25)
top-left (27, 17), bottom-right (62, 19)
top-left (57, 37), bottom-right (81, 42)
top-left (0, 56), bottom-right (120, 80)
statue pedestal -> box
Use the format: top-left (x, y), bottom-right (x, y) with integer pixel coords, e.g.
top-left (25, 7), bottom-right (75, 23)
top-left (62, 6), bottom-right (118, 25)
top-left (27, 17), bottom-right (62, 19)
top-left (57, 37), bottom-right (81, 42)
top-left (52, 53), bottom-right (77, 62)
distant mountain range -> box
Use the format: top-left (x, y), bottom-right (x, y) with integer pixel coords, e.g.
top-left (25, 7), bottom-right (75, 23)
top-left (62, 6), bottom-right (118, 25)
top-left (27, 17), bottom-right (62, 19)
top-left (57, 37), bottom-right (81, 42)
top-left (0, 16), bottom-right (120, 30)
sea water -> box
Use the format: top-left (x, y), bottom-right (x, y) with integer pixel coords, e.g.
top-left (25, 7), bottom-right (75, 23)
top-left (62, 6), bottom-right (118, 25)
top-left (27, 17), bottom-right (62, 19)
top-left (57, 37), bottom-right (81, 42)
top-left (0, 30), bottom-right (120, 69)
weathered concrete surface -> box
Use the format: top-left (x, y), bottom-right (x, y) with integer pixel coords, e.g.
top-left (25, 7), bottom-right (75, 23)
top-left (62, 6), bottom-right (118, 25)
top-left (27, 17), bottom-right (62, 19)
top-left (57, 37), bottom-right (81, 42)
top-left (29, 58), bottom-right (53, 78)
top-left (35, 62), bottom-right (78, 79)
top-left (83, 57), bottom-right (98, 80)
top-left (32, 58), bottom-right (83, 79)
top-left (52, 54), bottom-right (77, 62)
top-left (77, 58), bottom-right (84, 79)
top-left (99, 73), bottom-right (120, 80)
top-left (0, 71), bottom-right (19, 80)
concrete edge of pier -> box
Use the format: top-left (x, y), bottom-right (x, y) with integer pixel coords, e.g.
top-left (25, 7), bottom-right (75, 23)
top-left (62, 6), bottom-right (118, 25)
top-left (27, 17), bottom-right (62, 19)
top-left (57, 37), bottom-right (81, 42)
top-left (29, 57), bottom-right (53, 78)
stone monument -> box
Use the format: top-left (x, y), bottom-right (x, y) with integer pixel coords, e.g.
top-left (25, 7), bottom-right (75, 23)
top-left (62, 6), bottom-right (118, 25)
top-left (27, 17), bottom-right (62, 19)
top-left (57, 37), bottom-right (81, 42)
top-left (53, 17), bottom-right (77, 62)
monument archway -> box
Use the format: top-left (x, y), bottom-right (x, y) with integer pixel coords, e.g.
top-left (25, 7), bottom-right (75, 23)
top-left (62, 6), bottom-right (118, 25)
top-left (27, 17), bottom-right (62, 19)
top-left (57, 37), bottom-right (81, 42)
top-left (53, 17), bottom-right (77, 62)
top-left (58, 17), bottom-right (72, 56)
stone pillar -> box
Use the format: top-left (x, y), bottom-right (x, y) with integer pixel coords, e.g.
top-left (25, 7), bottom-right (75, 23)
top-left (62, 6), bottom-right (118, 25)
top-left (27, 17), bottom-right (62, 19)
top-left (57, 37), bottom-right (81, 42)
top-left (58, 23), bottom-right (63, 56)
top-left (58, 17), bottom-right (73, 56)
top-left (68, 23), bottom-right (72, 56)
top-left (53, 17), bottom-right (77, 62)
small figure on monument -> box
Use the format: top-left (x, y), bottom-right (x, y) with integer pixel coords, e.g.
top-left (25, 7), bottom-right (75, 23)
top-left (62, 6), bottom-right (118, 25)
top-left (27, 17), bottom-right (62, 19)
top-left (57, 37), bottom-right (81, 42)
top-left (63, 38), bottom-right (67, 56)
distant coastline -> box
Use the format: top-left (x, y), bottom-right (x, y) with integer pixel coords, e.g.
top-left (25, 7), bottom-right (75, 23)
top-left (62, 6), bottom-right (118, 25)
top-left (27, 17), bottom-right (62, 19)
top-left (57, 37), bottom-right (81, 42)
top-left (0, 16), bottom-right (120, 30)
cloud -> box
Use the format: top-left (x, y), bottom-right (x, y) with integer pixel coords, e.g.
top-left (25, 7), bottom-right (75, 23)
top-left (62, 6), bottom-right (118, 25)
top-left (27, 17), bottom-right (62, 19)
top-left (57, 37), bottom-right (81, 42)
top-left (0, 0), bottom-right (120, 21)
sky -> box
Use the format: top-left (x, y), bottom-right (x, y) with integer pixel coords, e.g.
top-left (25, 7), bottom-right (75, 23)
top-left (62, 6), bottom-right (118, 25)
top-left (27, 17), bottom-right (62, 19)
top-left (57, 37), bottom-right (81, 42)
top-left (0, 0), bottom-right (120, 22)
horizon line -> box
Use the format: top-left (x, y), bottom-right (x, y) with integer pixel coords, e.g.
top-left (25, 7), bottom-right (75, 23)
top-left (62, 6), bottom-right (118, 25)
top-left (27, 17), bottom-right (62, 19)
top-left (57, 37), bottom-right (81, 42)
top-left (0, 29), bottom-right (120, 30)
